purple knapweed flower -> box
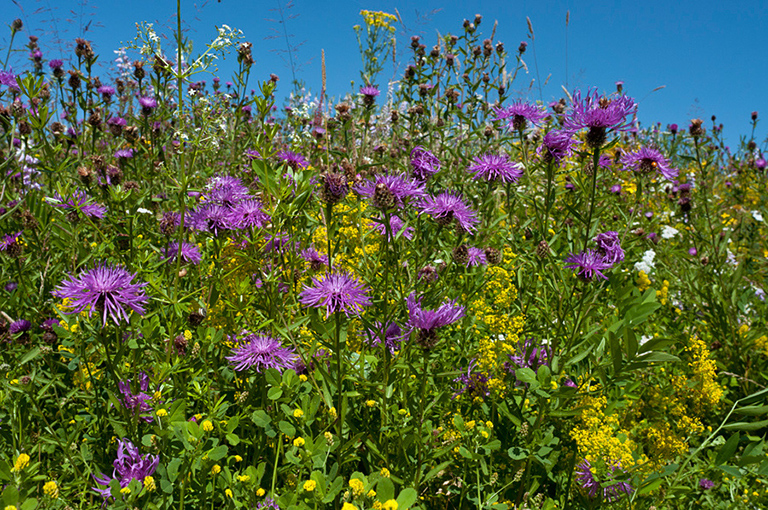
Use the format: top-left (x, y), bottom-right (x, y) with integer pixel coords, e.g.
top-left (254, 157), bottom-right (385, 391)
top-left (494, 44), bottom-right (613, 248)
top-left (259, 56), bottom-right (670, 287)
top-left (244, 148), bottom-right (262, 160)
top-left (48, 59), bottom-right (63, 70)
top-left (575, 459), bottom-right (633, 502)
top-left (593, 231), bottom-right (624, 265)
top-left (0, 231), bottom-right (23, 255)
top-left (539, 129), bottom-right (578, 165)
top-left (205, 175), bottom-right (251, 207)
top-left (53, 264), bottom-right (149, 325)
top-left (9, 319), bottom-right (31, 335)
top-left (620, 147), bottom-right (678, 181)
top-left (277, 150), bottom-right (309, 169)
top-left (118, 372), bottom-right (155, 422)
top-left (164, 242), bottom-right (202, 265)
top-left (0, 70), bottom-right (19, 92)
top-left (301, 246), bottom-right (328, 271)
top-left (114, 148), bottom-right (134, 159)
top-left (355, 174), bottom-right (426, 209)
top-left (506, 337), bottom-right (550, 374)
top-left (229, 199), bottom-right (270, 229)
top-left (565, 249), bottom-right (611, 282)
top-left (257, 497), bottom-right (280, 510)
top-left (468, 154), bottom-right (524, 183)
top-left (226, 332), bottom-right (297, 373)
top-left (756, 157), bottom-right (767, 170)
top-left (138, 96), bottom-right (157, 115)
top-left (365, 321), bottom-right (406, 354)
top-left (699, 478), bottom-right (714, 490)
top-left (453, 360), bottom-right (490, 400)
top-left (188, 203), bottom-right (234, 235)
top-left (419, 192), bottom-right (479, 233)
top-left (406, 292), bottom-right (465, 349)
top-left (371, 215), bottom-right (414, 241)
top-left (93, 439), bottom-right (159, 499)
top-left (466, 246), bottom-right (487, 267)
top-left (48, 190), bottom-right (107, 219)
top-left (5, 281), bottom-right (17, 292)
top-left (97, 85), bottom-right (116, 101)
top-left (299, 271), bottom-right (372, 318)
top-left (564, 88), bottom-right (637, 148)
top-left (410, 146), bottom-right (441, 181)
top-left (492, 101), bottom-right (548, 132)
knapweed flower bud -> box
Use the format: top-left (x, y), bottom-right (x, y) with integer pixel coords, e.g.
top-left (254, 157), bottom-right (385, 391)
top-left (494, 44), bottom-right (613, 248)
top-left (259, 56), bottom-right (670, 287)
top-left (452, 244), bottom-right (469, 266)
top-left (518, 41), bottom-right (528, 54)
top-left (689, 118), bottom-right (704, 138)
top-left (77, 165), bottom-right (93, 185)
top-left (372, 182), bottom-right (395, 209)
top-left (11, 18), bottom-right (23, 32)
top-left (320, 172), bottom-right (349, 205)
top-left (485, 247), bottom-right (502, 265)
top-left (68, 70), bottom-right (81, 89)
top-left (751, 111), bottom-right (758, 121)
top-left (133, 61), bottom-right (145, 81)
top-left (536, 240), bottom-right (550, 258)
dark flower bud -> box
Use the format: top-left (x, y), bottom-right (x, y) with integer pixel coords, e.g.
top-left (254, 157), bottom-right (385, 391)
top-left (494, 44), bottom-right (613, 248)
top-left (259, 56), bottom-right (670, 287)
top-left (474, 14), bottom-right (483, 25)
top-left (536, 240), bottom-right (550, 258)
top-left (430, 45), bottom-right (440, 58)
top-left (68, 70), bottom-right (81, 89)
top-left (372, 182), bottom-right (395, 209)
top-left (453, 244), bottom-right (469, 266)
top-left (106, 165), bottom-right (123, 185)
top-left (320, 172), bottom-right (349, 205)
top-left (411, 36), bottom-right (420, 48)
top-left (496, 41), bottom-right (504, 54)
top-left (445, 53), bottom-right (455, 66)
top-left (485, 247), bottom-right (502, 265)
top-left (416, 44), bottom-right (426, 56)
top-left (518, 41), bottom-right (528, 54)
top-left (484, 125), bottom-right (494, 138)
top-left (77, 165), bottom-right (93, 185)
top-left (482, 72), bottom-right (490, 83)
top-left (463, 19), bottom-right (471, 29)
top-left (445, 88), bottom-right (459, 102)
top-left (473, 45), bottom-right (482, 57)
top-left (50, 121), bottom-right (65, 136)
top-left (450, 35), bottom-right (459, 46)
top-left (689, 118), bottom-right (704, 138)
top-left (11, 19), bottom-right (23, 32)
top-left (751, 111), bottom-right (758, 121)
top-left (18, 120), bottom-right (31, 136)
top-left (700, 256), bottom-right (709, 266)
top-left (87, 111), bottom-right (101, 127)
top-left (123, 125), bottom-right (139, 143)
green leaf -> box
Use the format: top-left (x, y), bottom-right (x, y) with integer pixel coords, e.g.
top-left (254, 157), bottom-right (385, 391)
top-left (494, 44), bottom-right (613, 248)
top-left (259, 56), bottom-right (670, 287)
top-left (734, 405), bottom-right (768, 416)
top-left (20, 498), bottom-right (38, 510)
top-left (167, 458), bottom-right (182, 482)
top-left (226, 433), bottom-right (240, 446)
top-left (251, 410), bottom-right (271, 428)
top-left (208, 445), bottom-right (229, 461)
top-left (396, 488), bottom-right (418, 509)
top-left (715, 433), bottom-right (740, 465)
top-left (278, 420), bottom-right (296, 437)
top-left (722, 419), bottom-right (768, 431)
top-left (377, 477), bottom-right (395, 502)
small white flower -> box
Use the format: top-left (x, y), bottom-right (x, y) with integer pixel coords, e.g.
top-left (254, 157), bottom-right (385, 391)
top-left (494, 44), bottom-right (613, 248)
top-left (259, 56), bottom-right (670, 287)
top-left (752, 210), bottom-right (764, 222)
top-left (634, 249), bottom-right (656, 274)
top-left (136, 208), bottom-right (153, 215)
top-left (661, 225), bottom-right (678, 239)
top-left (640, 335), bottom-right (652, 346)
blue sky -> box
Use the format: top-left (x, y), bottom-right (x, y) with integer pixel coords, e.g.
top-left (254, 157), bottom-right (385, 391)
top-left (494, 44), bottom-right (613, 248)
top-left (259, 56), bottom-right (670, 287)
top-left (6, 0), bottom-right (768, 148)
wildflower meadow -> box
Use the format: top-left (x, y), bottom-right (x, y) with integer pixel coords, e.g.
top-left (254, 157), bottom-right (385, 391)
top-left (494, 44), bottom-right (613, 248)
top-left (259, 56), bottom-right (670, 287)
top-left (1, 6), bottom-right (768, 510)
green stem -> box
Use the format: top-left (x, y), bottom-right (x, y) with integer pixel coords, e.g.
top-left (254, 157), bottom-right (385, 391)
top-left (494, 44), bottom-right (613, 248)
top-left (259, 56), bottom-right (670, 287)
top-left (582, 147), bottom-right (602, 250)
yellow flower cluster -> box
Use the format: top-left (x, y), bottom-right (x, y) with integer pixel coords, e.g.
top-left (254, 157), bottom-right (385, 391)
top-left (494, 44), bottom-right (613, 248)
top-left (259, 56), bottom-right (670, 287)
top-left (656, 279), bottom-right (669, 305)
top-left (755, 335), bottom-right (768, 356)
top-left (311, 202), bottom-right (378, 274)
top-left (360, 10), bottom-right (397, 30)
top-left (11, 453), bottom-right (30, 472)
top-left (570, 394), bottom-right (647, 477)
top-left (43, 480), bottom-right (59, 498)
top-left (349, 478), bottom-right (365, 496)
top-left (685, 335), bottom-right (723, 408)
top-left (636, 271), bottom-right (651, 292)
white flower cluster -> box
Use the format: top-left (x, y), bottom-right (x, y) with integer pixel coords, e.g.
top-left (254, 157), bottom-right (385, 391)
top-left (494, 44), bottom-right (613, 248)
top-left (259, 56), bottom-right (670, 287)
top-left (634, 249), bottom-right (656, 274)
top-left (660, 225), bottom-right (678, 239)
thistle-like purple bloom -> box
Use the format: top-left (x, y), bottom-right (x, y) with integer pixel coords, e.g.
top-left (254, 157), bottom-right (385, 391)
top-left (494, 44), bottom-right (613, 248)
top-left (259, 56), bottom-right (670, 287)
top-left (453, 360), bottom-right (490, 400)
top-left (575, 459), bottom-right (633, 502)
top-left (188, 203), bottom-right (234, 235)
top-left (48, 59), bottom-right (63, 70)
top-left (48, 191), bottom-right (107, 219)
top-left (54, 263), bottom-right (149, 325)
top-left (355, 174), bottom-right (426, 208)
top-left (0, 231), bottom-right (22, 254)
top-left (118, 372), bottom-right (155, 422)
top-left (365, 321), bottom-right (406, 354)
top-left (538, 130), bottom-right (578, 165)
top-left (406, 293), bottom-right (465, 335)
top-left (506, 337), bottom-right (550, 374)
top-left (114, 148), bottom-right (134, 159)
top-left (164, 241), bottom-right (202, 265)
top-left (9, 319), bottom-right (31, 335)
top-left (565, 89), bottom-right (637, 148)
top-left (205, 175), bottom-right (252, 207)
top-left (138, 96), bottom-right (157, 115)
top-left (410, 146), bottom-right (441, 181)
top-left (93, 439), bottom-right (159, 499)
top-left (301, 246), bottom-right (328, 271)
top-left (699, 478), bottom-right (714, 490)
top-left (468, 154), bottom-right (524, 183)
top-left (620, 147), bottom-right (678, 181)
top-left (492, 101), bottom-right (548, 131)
top-left (565, 249), bottom-right (611, 282)
top-left (371, 215), bottom-right (414, 241)
top-left (97, 85), bottom-right (116, 101)
top-left (229, 199), bottom-right (270, 229)
top-left (360, 85), bottom-right (380, 98)
top-left (564, 88), bottom-right (637, 132)
top-left (593, 231), bottom-right (624, 265)
top-left (419, 192), bottom-right (479, 233)
top-left (226, 333), bottom-right (297, 373)
top-left (299, 271), bottom-right (372, 318)
top-left (466, 246), bottom-right (488, 267)
top-left (277, 150), bottom-right (310, 169)
top-left (0, 70), bottom-right (19, 92)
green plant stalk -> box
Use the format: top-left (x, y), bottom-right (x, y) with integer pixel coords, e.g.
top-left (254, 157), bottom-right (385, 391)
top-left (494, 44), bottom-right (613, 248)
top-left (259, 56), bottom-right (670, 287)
top-left (582, 146), bottom-right (602, 250)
